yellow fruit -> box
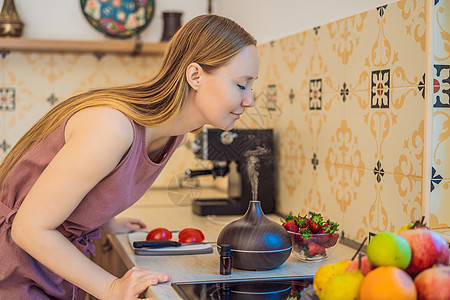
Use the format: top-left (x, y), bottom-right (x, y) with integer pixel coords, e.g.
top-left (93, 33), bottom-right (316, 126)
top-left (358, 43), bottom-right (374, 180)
top-left (334, 259), bottom-right (352, 274)
top-left (321, 269), bottom-right (365, 300)
top-left (396, 222), bottom-right (414, 234)
top-left (360, 266), bottom-right (417, 300)
top-left (313, 259), bottom-right (351, 298)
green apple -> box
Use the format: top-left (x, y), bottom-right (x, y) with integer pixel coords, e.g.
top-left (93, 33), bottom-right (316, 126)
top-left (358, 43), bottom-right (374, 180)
top-left (366, 231), bottom-right (411, 269)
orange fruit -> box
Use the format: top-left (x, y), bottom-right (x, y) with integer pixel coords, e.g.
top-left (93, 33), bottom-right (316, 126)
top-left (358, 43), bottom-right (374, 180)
top-left (360, 266), bottom-right (417, 300)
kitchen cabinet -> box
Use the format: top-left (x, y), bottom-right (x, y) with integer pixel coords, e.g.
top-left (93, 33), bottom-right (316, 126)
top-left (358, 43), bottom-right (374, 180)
top-left (90, 231), bottom-right (128, 278)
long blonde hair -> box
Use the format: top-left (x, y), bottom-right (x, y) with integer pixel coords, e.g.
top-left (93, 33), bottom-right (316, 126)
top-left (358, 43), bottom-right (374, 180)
top-left (0, 14), bottom-right (256, 184)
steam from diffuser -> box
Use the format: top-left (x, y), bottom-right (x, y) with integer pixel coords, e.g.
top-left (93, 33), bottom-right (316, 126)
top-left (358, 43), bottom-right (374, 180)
top-left (245, 146), bottom-right (270, 202)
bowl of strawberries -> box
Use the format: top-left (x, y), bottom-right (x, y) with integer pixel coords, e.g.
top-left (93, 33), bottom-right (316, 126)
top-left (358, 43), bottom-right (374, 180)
top-left (281, 212), bottom-right (340, 262)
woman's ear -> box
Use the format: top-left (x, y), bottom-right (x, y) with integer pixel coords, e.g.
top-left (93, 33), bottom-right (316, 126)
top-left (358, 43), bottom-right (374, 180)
top-left (186, 63), bottom-right (203, 90)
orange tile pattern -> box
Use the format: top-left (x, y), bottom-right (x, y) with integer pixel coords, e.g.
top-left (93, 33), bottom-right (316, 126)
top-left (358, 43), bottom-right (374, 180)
top-left (241, 0), bottom-right (449, 242)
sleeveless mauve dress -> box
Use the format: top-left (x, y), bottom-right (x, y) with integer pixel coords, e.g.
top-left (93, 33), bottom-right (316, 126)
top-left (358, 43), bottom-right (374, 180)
top-left (0, 114), bottom-right (184, 299)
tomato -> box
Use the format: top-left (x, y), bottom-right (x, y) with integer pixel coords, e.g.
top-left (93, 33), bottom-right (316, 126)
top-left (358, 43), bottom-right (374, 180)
top-left (178, 228), bottom-right (205, 243)
top-left (146, 228), bottom-right (173, 241)
top-left (178, 228), bottom-right (205, 239)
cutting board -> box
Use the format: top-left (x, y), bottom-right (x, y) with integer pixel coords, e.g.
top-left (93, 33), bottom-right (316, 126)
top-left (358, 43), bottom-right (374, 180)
top-left (128, 231), bottom-right (214, 256)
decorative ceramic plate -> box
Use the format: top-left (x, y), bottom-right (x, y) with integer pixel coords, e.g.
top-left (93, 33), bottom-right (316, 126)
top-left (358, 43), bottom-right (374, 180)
top-left (80, 0), bottom-right (155, 39)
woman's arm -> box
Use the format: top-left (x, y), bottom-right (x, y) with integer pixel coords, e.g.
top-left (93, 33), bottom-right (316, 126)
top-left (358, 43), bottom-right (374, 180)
top-left (11, 107), bottom-right (169, 299)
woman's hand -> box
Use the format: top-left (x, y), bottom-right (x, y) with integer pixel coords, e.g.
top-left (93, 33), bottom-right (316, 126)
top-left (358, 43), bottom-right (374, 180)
top-left (107, 267), bottom-right (170, 300)
top-left (103, 217), bottom-right (147, 234)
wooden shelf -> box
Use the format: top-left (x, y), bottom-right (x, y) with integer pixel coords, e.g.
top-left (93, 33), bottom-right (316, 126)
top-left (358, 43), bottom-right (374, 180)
top-left (0, 38), bottom-right (167, 55)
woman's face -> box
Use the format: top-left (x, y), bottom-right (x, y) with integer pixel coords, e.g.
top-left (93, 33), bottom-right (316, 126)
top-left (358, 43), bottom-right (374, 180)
top-left (193, 45), bottom-right (260, 131)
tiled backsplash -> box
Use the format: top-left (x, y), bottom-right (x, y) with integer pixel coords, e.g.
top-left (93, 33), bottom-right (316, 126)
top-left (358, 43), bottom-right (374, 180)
top-left (0, 0), bottom-right (448, 242)
top-left (239, 0), bottom-right (449, 241)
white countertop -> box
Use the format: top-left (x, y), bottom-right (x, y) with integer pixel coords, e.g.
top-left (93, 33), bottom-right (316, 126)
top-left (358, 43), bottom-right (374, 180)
top-left (111, 188), bottom-right (356, 299)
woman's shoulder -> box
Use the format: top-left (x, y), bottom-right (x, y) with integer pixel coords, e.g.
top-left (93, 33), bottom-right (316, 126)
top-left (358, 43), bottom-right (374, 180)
top-left (65, 106), bottom-right (134, 152)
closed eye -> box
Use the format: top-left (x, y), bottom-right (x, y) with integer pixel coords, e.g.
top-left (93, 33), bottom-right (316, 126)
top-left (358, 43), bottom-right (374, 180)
top-left (237, 84), bottom-right (246, 90)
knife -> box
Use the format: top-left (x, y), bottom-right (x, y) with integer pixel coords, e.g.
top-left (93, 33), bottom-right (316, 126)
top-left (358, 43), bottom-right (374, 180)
top-left (133, 240), bottom-right (216, 249)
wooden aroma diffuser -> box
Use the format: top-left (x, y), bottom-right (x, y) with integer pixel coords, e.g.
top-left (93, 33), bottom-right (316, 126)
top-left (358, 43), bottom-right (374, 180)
top-left (217, 200), bottom-right (292, 270)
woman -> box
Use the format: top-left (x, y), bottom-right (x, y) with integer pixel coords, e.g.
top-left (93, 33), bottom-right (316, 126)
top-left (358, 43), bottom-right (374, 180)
top-left (0, 14), bottom-right (259, 299)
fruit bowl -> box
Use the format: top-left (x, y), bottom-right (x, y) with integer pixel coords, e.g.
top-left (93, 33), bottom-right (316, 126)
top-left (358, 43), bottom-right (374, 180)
top-left (288, 231), bottom-right (340, 262)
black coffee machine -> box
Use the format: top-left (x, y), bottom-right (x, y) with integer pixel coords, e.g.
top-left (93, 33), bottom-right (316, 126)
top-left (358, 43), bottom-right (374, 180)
top-left (186, 128), bottom-right (275, 216)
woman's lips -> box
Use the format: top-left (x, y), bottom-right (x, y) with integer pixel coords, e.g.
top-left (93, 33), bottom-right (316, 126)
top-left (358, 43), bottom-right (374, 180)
top-left (231, 113), bottom-right (241, 119)
top-left (231, 112), bottom-right (242, 119)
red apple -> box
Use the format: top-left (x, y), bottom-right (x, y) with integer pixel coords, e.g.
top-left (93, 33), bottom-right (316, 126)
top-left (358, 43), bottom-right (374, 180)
top-left (399, 228), bottom-right (449, 276)
top-left (414, 266), bottom-right (450, 300)
top-left (346, 254), bottom-right (376, 275)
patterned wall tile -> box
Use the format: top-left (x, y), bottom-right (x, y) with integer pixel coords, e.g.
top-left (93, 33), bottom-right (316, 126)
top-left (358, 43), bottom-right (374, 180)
top-left (383, 172), bottom-right (423, 231)
top-left (429, 175), bottom-right (450, 228)
top-left (340, 166), bottom-right (379, 241)
top-left (0, 139), bottom-right (11, 153)
top-left (0, 88), bottom-right (15, 111)
top-left (250, 0), bottom-right (433, 240)
top-left (274, 89), bottom-right (310, 198)
top-left (301, 27), bottom-right (340, 97)
top-left (56, 55), bottom-right (110, 97)
top-left (432, 108), bottom-right (450, 179)
top-left (392, 173), bottom-right (423, 225)
top-left (326, 11), bottom-right (369, 68)
top-left (279, 156), bottom-right (346, 229)
top-left (278, 31), bottom-right (311, 85)
top-left (275, 119), bottom-right (308, 214)
top-left (3, 53), bottom-right (54, 136)
top-left (24, 53), bottom-right (81, 84)
top-left (430, 166), bottom-right (444, 193)
top-left (345, 8), bottom-right (383, 93)
top-left (344, 90), bottom-right (378, 173)
top-left (314, 162), bottom-right (346, 231)
top-left (382, 87), bottom-right (425, 175)
top-left (266, 0), bottom-right (433, 240)
top-left (434, 0), bottom-right (450, 65)
top-left (326, 161), bottom-right (366, 218)
top-left (317, 92), bottom-right (345, 165)
top-left (434, 64), bottom-right (450, 108)
top-left (345, 168), bottom-right (422, 242)
top-left (382, 0), bottom-right (427, 89)
top-left (313, 26), bottom-right (347, 97)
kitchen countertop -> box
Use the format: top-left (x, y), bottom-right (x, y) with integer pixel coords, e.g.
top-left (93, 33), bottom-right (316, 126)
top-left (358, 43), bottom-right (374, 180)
top-left (111, 188), bottom-right (357, 299)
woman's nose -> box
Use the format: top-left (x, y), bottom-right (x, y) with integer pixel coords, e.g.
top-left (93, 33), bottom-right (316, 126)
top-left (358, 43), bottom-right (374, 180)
top-left (242, 90), bottom-right (255, 108)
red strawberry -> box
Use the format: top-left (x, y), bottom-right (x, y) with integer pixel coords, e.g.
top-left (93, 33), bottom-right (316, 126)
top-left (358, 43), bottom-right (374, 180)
top-left (323, 233), bottom-right (339, 248)
top-left (297, 227), bottom-right (312, 245)
top-left (313, 229), bottom-right (328, 246)
top-left (282, 220), bottom-right (299, 232)
top-left (323, 219), bottom-right (339, 233)
top-left (316, 227), bottom-right (325, 234)
top-left (296, 214), bottom-right (309, 228)
top-left (306, 242), bottom-right (326, 256)
top-left (307, 212), bottom-right (323, 233)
